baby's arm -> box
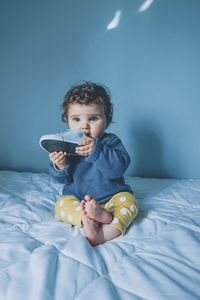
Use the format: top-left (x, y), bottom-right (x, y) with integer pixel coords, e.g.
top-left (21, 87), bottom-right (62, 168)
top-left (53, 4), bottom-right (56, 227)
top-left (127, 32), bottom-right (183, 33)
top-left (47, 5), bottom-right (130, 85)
top-left (49, 152), bottom-right (74, 184)
top-left (49, 151), bottom-right (67, 170)
top-left (85, 135), bottom-right (130, 179)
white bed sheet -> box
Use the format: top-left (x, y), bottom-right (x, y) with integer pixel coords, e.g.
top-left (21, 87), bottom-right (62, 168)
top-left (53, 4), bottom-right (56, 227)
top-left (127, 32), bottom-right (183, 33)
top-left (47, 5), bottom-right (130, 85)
top-left (0, 171), bottom-right (200, 300)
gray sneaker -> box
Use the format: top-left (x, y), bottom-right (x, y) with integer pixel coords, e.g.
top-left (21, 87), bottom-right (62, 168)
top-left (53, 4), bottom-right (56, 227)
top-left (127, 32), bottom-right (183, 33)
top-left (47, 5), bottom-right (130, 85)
top-left (39, 130), bottom-right (85, 154)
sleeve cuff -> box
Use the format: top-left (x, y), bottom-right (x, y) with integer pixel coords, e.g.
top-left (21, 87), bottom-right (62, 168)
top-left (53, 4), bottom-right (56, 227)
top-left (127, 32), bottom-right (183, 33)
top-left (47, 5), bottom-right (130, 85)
top-left (85, 138), bottom-right (103, 163)
top-left (49, 162), bottom-right (71, 177)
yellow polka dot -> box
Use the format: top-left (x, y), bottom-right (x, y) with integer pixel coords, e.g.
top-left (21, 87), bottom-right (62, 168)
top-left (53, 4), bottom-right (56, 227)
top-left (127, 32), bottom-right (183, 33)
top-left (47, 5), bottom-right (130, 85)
top-left (112, 217), bottom-right (119, 224)
top-left (120, 196), bottom-right (126, 202)
top-left (120, 208), bottom-right (127, 215)
top-left (60, 211), bottom-right (65, 218)
top-left (73, 201), bottom-right (80, 204)
top-left (68, 214), bottom-right (73, 221)
top-left (59, 200), bottom-right (64, 206)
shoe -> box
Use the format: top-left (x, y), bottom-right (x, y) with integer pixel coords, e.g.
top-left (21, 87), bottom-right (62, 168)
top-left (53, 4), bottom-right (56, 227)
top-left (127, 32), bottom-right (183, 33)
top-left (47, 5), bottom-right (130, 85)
top-left (39, 130), bottom-right (85, 154)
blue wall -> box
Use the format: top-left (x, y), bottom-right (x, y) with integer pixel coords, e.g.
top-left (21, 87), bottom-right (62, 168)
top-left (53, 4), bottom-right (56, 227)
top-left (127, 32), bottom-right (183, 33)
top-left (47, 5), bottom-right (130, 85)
top-left (1, 0), bottom-right (200, 178)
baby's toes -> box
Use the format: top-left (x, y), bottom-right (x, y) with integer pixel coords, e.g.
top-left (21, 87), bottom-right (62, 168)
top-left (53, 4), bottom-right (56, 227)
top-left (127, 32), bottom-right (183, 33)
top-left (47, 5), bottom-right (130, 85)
top-left (81, 200), bottom-right (86, 211)
top-left (84, 195), bottom-right (93, 201)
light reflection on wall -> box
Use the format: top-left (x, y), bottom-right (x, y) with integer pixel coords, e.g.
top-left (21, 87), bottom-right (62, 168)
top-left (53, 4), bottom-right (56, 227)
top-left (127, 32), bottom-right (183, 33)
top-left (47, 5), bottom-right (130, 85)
top-left (107, 10), bottom-right (122, 30)
top-left (106, 0), bottom-right (154, 33)
top-left (138, 0), bottom-right (154, 13)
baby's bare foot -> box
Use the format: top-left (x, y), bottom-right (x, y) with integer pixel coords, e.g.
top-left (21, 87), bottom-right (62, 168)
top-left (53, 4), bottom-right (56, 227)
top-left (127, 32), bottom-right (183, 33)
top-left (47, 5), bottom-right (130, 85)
top-left (82, 214), bottom-right (103, 246)
top-left (82, 195), bottom-right (112, 224)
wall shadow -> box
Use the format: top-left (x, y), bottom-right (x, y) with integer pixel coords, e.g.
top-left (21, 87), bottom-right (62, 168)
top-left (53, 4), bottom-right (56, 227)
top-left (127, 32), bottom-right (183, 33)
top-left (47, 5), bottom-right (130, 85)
top-left (129, 124), bottom-right (165, 178)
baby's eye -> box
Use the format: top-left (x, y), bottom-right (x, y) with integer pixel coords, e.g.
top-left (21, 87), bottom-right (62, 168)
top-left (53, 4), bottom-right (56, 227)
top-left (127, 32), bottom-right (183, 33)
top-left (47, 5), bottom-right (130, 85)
top-left (73, 117), bottom-right (80, 122)
top-left (90, 116), bottom-right (98, 121)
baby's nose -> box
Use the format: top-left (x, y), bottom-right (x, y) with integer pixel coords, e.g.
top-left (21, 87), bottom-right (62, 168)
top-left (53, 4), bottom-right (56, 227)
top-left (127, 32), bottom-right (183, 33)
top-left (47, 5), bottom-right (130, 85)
top-left (81, 121), bottom-right (90, 130)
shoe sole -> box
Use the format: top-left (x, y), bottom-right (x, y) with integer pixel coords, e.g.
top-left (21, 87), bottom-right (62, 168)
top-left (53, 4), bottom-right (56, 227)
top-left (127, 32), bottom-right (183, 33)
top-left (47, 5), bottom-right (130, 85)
top-left (41, 139), bottom-right (78, 154)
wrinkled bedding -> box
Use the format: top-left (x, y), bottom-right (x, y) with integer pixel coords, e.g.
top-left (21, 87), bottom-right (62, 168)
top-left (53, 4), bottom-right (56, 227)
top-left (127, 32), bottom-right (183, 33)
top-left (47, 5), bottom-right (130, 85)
top-left (0, 171), bottom-right (200, 300)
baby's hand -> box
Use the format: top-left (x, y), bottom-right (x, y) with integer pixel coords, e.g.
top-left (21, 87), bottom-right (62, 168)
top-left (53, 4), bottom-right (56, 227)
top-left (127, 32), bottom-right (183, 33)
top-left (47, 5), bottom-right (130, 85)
top-left (75, 136), bottom-right (95, 156)
top-left (49, 151), bottom-right (67, 170)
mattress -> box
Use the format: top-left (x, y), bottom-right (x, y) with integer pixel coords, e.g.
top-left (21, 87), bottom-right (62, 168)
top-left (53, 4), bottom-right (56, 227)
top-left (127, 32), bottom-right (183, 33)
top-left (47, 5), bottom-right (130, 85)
top-left (0, 171), bottom-right (200, 300)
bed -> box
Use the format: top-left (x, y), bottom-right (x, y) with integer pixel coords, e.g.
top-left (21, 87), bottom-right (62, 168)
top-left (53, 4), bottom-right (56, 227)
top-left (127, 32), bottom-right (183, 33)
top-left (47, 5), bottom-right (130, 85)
top-left (0, 170), bottom-right (200, 300)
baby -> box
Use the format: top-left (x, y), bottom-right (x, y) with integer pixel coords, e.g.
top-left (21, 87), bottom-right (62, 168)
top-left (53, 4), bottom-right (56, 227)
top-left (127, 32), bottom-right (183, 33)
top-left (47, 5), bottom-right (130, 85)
top-left (49, 82), bottom-right (138, 246)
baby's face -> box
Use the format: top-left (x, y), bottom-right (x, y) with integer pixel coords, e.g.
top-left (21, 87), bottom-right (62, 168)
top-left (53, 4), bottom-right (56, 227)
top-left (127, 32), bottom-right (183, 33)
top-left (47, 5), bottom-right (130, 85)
top-left (67, 102), bottom-right (107, 139)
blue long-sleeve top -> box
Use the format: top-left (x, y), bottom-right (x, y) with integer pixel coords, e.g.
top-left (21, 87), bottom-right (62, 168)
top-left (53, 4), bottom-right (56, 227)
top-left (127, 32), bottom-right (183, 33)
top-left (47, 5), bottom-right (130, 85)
top-left (49, 133), bottom-right (133, 204)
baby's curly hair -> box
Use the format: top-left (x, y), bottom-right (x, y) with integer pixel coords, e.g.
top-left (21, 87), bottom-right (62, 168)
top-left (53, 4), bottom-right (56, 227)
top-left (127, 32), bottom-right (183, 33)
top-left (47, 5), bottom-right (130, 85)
top-left (62, 82), bottom-right (113, 128)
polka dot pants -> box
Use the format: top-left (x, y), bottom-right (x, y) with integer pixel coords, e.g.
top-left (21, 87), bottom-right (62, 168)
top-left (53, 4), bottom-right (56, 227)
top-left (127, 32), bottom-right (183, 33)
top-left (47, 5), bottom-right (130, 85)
top-left (55, 192), bottom-right (138, 235)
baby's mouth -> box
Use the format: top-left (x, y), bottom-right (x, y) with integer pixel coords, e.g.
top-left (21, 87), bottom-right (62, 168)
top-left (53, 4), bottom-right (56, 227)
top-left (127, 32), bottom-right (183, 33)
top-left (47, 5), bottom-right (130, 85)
top-left (85, 132), bottom-right (91, 137)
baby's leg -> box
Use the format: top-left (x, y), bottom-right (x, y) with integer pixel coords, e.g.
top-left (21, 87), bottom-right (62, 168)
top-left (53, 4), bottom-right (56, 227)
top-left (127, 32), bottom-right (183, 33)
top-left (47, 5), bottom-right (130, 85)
top-left (81, 195), bottom-right (112, 223)
top-left (55, 195), bottom-right (82, 226)
top-left (82, 214), bottom-right (120, 246)
top-left (85, 192), bottom-right (138, 245)
top-left (106, 192), bottom-right (138, 235)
